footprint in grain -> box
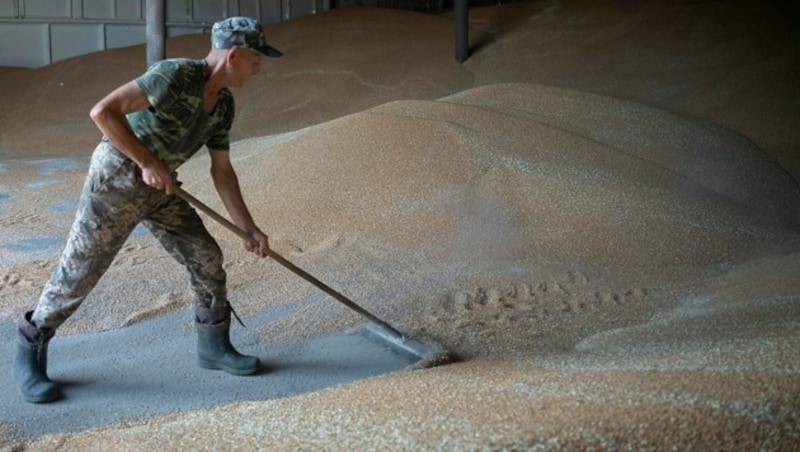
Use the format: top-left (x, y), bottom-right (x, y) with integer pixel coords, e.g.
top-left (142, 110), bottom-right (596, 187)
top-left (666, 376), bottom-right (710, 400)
top-left (0, 272), bottom-right (21, 291)
top-left (441, 271), bottom-right (649, 326)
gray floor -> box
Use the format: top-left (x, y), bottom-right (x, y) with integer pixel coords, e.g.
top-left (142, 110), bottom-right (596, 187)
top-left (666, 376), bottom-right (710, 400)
top-left (1, 306), bottom-right (415, 439)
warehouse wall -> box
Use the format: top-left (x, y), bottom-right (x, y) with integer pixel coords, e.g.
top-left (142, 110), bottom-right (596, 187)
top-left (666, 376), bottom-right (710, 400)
top-left (0, 0), bottom-right (327, 67)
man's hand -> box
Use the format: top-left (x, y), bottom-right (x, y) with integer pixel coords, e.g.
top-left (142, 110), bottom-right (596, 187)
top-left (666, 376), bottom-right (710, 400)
top-left (244, 229), bottom-right (270, 258)
top-left (140, 158), bottom-right (176, 194)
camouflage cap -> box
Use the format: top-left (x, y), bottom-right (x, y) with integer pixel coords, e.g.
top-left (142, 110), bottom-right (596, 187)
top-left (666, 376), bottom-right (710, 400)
top-left (211, 16), bottom-right (282, 58)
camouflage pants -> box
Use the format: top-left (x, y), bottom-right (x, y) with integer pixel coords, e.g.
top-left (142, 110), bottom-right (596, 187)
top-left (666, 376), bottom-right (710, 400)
top-left (31, 141), bottom-right (228, 330)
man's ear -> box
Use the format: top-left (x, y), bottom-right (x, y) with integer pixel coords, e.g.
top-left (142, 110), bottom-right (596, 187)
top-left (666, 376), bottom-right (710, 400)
top-left (225, 48), bottom-right (239, 65)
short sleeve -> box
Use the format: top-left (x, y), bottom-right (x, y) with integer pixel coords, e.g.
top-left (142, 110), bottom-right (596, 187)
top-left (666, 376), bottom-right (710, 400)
top-left (134, 61), bottom-right (182, 113)
top-left (205, 89), bottom-right (235, 151)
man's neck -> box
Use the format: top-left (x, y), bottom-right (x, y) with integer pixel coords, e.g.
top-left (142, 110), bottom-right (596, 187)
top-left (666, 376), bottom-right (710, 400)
top-left (203, 51), bottom-right (229, 93)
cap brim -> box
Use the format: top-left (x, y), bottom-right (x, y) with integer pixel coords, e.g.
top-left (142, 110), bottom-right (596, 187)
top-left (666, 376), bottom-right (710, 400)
top-left (254, 45), bottom-right (283, 58)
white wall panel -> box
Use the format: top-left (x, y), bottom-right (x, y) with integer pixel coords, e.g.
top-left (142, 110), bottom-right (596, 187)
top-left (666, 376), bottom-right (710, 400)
top-left (0, 0), bottom-right (16, 17)
top-left (82, 0), bottom-right (114, 19)
top-left (166, 26), bottom-right (205, 39)
top-left (167, 0), bottom-right (198, 21)
top-left (193, 0), bottom-right (227, 22)
top-left (239, 0), bottom-right (261, 19)
top-left (0, 23), bottom-right (49, 67)
top-left (259, 0), bottom-right (282, 24)
top-left (105, 24), bottom-right (146, 49)
top-left (116, 1), bottom-right (143, 20)
top-left (22, 0), bottom-right (72, 18)
top-left (51, 23), bottom-right (103, 62)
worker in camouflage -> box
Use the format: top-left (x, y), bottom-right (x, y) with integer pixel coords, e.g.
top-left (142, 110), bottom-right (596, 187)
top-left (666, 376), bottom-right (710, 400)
top-left (14, 16), bottom-right (282, 404)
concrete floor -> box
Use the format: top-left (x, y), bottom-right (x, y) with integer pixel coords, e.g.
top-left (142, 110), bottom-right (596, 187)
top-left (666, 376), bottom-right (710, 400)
top-left (1, 307), bottom-right (415, 438)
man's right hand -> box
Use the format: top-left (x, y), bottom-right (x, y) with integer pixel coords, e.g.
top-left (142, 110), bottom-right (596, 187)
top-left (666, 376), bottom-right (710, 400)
top-left (140, 159), bottom-right (176, 194)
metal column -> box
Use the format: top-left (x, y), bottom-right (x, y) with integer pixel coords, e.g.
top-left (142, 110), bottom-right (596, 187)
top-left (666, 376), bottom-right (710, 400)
top-left (146, 0), bottom-right (166, 67)
top-left (455, 0), bottom-right (469, 62)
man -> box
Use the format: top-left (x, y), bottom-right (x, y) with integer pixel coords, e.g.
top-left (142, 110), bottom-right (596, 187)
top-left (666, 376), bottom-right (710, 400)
top-left (14, 16), bottom-right (282, 403)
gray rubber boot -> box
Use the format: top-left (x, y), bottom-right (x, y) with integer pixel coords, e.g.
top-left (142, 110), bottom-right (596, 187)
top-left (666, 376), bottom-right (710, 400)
top-left (195, 306), bottom-right (260, 376)
top-left (15, 311), bottom-right (61, 403)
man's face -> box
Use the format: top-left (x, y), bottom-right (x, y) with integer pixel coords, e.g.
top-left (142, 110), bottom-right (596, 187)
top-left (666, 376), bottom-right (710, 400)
top-left (228, 48), bottom-right (262, 86)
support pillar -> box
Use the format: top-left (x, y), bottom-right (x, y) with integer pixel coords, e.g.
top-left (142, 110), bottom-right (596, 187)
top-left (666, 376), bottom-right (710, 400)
top-left (146, 0), bottom-right (166, 67)
top-left (455, 0), bottom-right (469, 62)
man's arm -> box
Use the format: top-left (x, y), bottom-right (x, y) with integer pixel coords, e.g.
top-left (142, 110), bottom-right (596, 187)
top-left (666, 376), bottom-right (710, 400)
top-left (89, 81), bottom-right (175, 193)
top-left (208, 148), bottom-right (269, 257)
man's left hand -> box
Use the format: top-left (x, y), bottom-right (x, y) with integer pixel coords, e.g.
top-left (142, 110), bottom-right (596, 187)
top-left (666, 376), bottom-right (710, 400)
top-left (245, 230), bottom-right (269, 258)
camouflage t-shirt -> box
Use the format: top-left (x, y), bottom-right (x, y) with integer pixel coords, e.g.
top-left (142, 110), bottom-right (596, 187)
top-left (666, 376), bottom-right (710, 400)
top-left (129, 58), bottom-right (234, 170)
